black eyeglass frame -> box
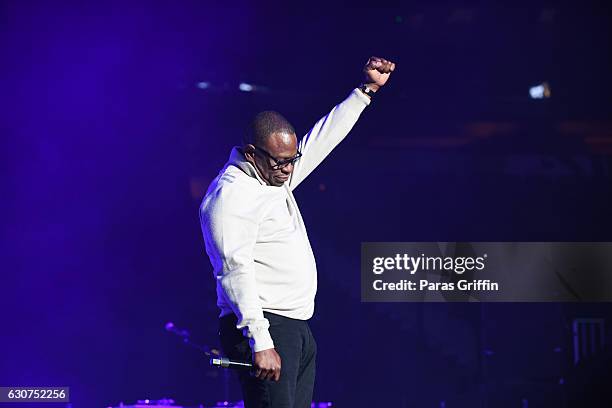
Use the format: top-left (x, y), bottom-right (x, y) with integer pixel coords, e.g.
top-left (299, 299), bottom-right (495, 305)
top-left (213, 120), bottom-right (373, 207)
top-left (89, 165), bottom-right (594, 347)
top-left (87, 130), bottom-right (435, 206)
top-left (253, 145), bottom-right (302, 170)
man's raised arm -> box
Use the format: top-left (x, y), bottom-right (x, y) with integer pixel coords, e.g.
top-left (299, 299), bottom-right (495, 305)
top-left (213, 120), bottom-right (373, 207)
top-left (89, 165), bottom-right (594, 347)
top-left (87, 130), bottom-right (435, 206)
top-left (288, 56), bottom-right (396, 190)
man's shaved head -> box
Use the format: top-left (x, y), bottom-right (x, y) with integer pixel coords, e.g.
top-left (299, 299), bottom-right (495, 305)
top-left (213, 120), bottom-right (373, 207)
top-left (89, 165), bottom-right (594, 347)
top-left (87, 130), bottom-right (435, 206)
top-left (243, 111), bottom-right (296, 146)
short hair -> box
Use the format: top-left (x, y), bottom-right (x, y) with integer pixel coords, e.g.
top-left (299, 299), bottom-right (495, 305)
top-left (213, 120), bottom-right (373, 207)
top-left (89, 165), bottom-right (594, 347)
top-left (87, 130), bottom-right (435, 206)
top-left (243, 111), bottom-right (295, 146)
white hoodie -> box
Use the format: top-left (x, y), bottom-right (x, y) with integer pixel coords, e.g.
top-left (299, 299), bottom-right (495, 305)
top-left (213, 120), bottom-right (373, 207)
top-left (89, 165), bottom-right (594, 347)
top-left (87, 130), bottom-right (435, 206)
top-left (199, 89), bottom-right (370, 352)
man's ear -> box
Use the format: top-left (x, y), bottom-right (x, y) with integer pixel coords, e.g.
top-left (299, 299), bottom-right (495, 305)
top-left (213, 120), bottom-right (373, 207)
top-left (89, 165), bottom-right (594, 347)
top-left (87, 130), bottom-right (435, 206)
top-left (243, 144), bottom-right (256, 163)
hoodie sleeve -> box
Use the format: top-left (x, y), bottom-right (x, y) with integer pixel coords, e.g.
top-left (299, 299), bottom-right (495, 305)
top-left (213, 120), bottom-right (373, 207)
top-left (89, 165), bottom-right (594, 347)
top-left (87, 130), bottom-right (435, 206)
top-left (288, 88), bottom-right (371, 191)
top-left (199, 184), bottom-right (274, 352)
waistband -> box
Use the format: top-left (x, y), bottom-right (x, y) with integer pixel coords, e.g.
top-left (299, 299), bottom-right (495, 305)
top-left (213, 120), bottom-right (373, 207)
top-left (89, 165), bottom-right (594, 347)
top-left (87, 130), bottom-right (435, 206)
top-left (220, 311), bottom-right (309, 326)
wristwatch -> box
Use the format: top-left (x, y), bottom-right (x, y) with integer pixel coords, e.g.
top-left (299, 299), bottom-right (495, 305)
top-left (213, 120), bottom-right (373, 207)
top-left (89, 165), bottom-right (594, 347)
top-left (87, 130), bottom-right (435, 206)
top-left (359, 83), bottom-right (376, 99)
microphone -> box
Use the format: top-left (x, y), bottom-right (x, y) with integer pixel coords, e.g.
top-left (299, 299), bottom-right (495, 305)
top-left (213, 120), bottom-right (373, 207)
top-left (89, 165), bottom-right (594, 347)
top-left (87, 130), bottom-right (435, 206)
top-left (164, 321), bottom-right (251, 370)
top-left (210, 357), bottom-right (253, 370)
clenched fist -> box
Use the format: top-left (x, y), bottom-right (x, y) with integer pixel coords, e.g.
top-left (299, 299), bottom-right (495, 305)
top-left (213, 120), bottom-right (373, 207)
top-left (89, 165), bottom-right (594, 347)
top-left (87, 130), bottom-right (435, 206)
top-left (363, 56), bottom-right (396, 91)
top-left (253, 348), bottom-right (282, 382)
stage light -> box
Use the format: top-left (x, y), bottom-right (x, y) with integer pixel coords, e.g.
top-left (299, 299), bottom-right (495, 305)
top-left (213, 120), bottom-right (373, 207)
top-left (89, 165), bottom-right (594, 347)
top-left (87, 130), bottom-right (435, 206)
top-left (196, 81), bottom-right (210, 89)
top-left (239, 82), bottom-right (254, 92)
top-left (529, 82), bottom-right (551, 99)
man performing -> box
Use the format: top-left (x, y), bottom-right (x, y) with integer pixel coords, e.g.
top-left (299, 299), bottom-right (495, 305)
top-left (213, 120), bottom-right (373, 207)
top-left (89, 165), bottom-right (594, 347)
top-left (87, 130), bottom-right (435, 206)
top-left (199, 56), bottom-right (395, 407)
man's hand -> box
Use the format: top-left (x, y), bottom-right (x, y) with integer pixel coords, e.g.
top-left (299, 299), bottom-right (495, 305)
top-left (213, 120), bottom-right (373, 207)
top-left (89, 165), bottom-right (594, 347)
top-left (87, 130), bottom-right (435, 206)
top-left (253, 348), bottom-right (282, 382)
top-left (362, 56), bottom-right (396, 92)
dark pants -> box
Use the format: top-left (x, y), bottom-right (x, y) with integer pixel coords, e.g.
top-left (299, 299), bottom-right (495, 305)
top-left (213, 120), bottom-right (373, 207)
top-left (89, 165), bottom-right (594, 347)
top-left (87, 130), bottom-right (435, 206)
top-left (219, 312), bottom-right (317, 408)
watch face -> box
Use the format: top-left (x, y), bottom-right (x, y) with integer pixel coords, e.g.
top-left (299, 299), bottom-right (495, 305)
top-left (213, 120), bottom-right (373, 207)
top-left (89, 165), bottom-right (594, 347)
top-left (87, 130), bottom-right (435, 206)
top-left (360, 86), bottom-right (373, 97)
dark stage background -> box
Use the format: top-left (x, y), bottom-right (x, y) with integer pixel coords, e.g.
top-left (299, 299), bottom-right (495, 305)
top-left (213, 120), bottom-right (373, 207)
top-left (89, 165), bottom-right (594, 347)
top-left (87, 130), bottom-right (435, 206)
top-left (2, 2), bottom-right (612, 407)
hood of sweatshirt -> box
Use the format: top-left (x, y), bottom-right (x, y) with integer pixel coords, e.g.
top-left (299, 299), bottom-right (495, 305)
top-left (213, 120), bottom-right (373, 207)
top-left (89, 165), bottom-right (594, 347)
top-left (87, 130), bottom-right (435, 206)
top-left (226, 146), bottom-right (268, 186)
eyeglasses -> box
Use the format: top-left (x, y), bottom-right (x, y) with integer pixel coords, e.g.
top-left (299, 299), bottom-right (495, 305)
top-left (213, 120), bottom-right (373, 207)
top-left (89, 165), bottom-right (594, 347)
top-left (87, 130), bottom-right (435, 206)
top-left (253, 145), bottom-right (302, 170)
